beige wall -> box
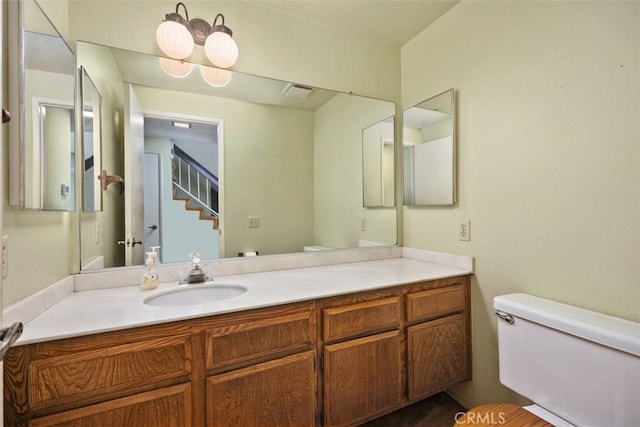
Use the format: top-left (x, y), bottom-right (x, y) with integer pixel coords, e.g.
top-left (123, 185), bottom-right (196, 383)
top-left (314, 94), bottom-right (397, 248)
top-left (402, 0), bottom-right (639, 408)
top-left (66, 0), bottom-right (400, 102)
top-left (134, 85), bottom-right (315, 257)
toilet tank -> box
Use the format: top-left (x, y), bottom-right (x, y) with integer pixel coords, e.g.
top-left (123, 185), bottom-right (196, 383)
top-left (494, 293), bottom-right (640, 427)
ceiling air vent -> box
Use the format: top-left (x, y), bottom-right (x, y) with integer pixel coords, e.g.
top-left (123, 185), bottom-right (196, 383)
top-left (282, 83), bottom-right (313, 99)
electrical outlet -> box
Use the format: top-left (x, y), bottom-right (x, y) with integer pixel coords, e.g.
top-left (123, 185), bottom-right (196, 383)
top-left (361, 218), bottom-right (367, 231)
top-left (248, 216), bottom-right (260, 229)
top-left (458, 221), bottom-right (471, 241)
top-left (2, 235), bottom-right (8, 278)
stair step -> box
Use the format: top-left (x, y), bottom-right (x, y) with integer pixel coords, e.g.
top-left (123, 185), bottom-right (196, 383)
top-left (172, 192), bottom-right (219, 230)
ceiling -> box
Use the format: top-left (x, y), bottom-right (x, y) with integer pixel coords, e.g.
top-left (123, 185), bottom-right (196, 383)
top-left (247, 0), bottom-right (460, 47)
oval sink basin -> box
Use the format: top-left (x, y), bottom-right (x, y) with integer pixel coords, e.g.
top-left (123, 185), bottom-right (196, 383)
top-left (144, 284), bottom-right (247, 307)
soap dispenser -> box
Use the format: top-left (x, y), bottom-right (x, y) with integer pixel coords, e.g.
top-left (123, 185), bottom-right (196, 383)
top-left (140, 251), bottom-right (159, 291)
top-left (150, 246), bottom-right (162, 281)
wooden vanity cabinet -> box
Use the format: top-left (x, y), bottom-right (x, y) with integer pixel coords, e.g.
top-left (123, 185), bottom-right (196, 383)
top-left (4, 275), bottom-right (470, 427)
top-left (202, 302), bottom-right (317, 426)
top-left (319, 276), bottom-right (471, 426)
top-left (405, 281), bottom-right (471, 403)
top-left (4, 321), bottom-right (196, 427)
top-left (320, 293), bottom-right (403, 426)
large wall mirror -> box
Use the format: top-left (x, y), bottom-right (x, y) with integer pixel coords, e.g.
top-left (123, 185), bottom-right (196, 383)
top-left (76, 42), bottom-right (397, 271)
top-left (403, 89), bottom-right (456, 206)
top-left (8, 0), bottom-right (76, 211)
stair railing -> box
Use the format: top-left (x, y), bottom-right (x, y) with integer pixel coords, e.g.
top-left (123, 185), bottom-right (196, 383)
top-left (172, 144), bottom-right (219, 217)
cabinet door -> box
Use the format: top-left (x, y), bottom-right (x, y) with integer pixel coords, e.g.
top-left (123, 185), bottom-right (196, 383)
top-left (323, 331), bottom-right (402, 426)
top-left (206, 351), bottom-right (316, 427)
top-left (407, 313), bottom-right (468, 401)
top-left (28, 384), bottom-right (191, 427)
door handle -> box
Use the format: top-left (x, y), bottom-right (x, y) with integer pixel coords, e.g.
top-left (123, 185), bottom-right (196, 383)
top-left (0, 322), bottom-right (23, 361)
top-left (148, 225), bottom-right (158, 230)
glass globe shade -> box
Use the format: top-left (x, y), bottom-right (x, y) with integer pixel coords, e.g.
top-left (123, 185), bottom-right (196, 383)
top-left (201, 66), bottom-right (232, 87)
top-left (159, 57), bottom-right (193, 78)
top-left (156, 20), bottom-right (194, 60)
top-left (204, 32), bottom-right (238, 68)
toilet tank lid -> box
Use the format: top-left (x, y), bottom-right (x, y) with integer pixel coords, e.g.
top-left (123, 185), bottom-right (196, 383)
top-left (494, 293), bottom-right (640, 357)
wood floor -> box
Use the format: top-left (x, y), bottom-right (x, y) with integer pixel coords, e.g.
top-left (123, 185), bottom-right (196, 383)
top-left (362, 392), bottom-right (466, 427)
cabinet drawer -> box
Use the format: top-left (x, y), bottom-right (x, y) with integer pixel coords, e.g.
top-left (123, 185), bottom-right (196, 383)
top-left (27, 336), bottom-right (192, 411)
top-left (205, 311), bottom-right (314, 371)
top-left (406, 284), bottom-right (465, 323)
top-left (323, 297), bottom-right (400, 342)
top-left (29, 383), bottom-right (192, 427)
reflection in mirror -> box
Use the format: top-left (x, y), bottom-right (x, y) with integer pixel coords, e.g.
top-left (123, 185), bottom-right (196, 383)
top-left (80, 67), bottom-right (103, 212)
top-left (76, 42), bottom-right (397, 270)
top-left (8, 0), bottom-right (76, 211)
top-left (403, 89), bottom-right (456, 206)
top-left (362, 117), bottom-right (395, 207)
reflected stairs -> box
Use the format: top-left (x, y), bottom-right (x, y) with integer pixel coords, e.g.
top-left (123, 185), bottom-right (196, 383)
top-left (172, 189), bottom-right (219, 230)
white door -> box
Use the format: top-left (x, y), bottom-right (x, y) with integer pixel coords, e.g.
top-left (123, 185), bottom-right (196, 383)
top-left (124, 84), bottom-right (145, 265)
top-left (1, 2), bottom-right (6, 417)
top-left (144, 153), bottom-right (161, 256)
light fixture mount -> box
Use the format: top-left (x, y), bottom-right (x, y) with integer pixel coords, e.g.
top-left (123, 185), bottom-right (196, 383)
top-left (157, 2), bottom-right (239, 68)
top-left (189, 18), bottom-right (211, 45)
top-left (211, 14), bottom-right (233, 37)
top-left (164, 2), bottom-right (191, 28)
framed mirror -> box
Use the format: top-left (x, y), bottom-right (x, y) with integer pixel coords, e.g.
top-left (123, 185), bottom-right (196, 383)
top-left (8, 0), bottom-right (76, 211)
top-left (403, 89), bottom-right (456, 206)
top-left (362, 116), bottom-right (395, 207)
top-left (80, 67), bottom-right (103, 212)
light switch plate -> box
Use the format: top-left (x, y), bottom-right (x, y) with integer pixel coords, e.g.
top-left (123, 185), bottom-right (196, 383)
top-left (458, 221), bottom-right (470, 241)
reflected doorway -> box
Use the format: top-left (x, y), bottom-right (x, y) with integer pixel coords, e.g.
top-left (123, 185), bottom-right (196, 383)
top-left (143, 113), bottom-right (223, 262)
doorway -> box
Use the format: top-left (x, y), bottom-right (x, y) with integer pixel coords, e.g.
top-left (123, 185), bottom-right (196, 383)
top-left (143, 112), bottom-right (224, 262)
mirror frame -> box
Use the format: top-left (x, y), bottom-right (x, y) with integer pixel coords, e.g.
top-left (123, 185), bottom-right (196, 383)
top-left (402, 88), bottom-right (456, 207)
top-left (7, 0), bottom-right (77, 211)
top-left (362, 115), bottom-right (395, 208)
top-left (79, 66), bottom-right (103, 212)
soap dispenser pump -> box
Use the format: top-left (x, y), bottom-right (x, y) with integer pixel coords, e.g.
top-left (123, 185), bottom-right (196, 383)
top-left (140, 251), bottom-right (159, 291)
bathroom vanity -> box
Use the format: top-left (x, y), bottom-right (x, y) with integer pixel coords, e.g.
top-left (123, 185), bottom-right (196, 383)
top-left (3, 253), bottom-right (472, 426)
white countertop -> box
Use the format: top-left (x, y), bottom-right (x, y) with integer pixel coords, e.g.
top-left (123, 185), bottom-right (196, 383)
top-left (14, 251), bottom-right (472, 345)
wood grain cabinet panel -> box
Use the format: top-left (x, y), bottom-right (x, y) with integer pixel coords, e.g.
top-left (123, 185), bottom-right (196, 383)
top-left (206, 351), bottom-right (316, 427)
top-left (323, 330), bottom-right (402, 426)
top-left (4, 274), bottom-right (472, 427)
top-left (323, 297), bottom-right (400, 343)
top-left (28, 383), bottom-right (192, 427)
top-left (405, 284), bottom-right (465, 323)
top-left (205, 310), bottom-right (314, 372)
top-left (407, 313), bottom-right (469, 400)
top-left (27, 336), bottom-right (192, 411)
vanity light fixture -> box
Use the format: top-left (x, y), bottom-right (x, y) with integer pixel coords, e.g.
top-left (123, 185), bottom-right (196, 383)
top-left (156, 2), bottom-right (239, 68)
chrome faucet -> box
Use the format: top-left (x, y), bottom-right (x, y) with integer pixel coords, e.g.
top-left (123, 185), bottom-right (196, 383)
top-left (181, 251), bottom-right (211, 284)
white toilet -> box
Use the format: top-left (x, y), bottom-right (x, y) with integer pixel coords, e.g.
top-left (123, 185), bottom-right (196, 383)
top-left (461, 293), bottom-right (640, 426)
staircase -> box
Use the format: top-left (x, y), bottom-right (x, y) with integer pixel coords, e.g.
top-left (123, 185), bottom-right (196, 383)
top-left (172, 144), bottom-right (219, 230)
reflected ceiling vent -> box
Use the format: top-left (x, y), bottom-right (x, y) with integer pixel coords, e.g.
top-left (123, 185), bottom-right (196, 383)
top-left (282, 82), bottom-right (313, 99)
